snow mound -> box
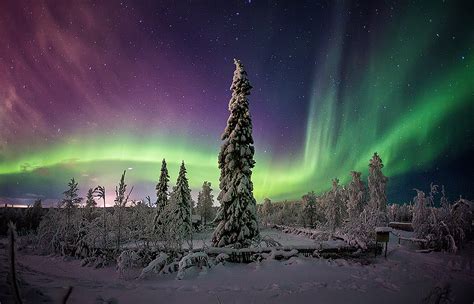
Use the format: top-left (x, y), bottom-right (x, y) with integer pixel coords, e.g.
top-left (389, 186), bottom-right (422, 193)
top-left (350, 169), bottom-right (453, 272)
top-left (139, 252), bottom-right (169, 279)
top-left (177, 252), bottom-right (209, 280)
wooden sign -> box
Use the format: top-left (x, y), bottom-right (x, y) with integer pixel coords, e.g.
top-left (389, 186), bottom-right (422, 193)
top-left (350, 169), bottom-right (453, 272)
top-left (375, 227), bottom-right (391, 258)
top-left (376, 231), bottom-right (390, 243)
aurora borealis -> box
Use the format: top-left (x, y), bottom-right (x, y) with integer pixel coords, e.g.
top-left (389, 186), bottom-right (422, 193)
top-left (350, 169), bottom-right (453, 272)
top-left (1, 1), bottom-right (473, 206)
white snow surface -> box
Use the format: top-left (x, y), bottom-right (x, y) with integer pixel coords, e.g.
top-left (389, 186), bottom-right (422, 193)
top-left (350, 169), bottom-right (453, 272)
top-left (375, 227), bottom-right (392, 233)
top-left (1, 228), bottom-right (473, 303)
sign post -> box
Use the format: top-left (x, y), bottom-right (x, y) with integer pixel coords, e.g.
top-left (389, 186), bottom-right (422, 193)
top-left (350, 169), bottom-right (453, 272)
top-left (375, 227), bottom-right (391, 258)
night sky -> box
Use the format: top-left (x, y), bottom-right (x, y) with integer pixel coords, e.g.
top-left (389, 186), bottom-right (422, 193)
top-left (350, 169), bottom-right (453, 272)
top-left (1, 0), bottom-right (473, 206)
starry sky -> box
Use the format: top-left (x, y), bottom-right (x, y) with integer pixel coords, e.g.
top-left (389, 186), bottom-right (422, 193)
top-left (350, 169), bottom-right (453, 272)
top-left (0, 0), bottom-right (473, 206)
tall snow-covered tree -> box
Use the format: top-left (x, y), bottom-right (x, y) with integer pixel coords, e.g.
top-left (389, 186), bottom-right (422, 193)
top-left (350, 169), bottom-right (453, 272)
top-left (346, 171), bottom-right (366, 220)
top-left (212, 59), bottom-right (259, 248)
top-left (154, 159), bottom-right (170, 230)
top-left (198, 181), bottom-right (214, 225)
top-left (172, 161), bottom-right (192, 240)
top-left (368, 152), bottom-right (388, 224)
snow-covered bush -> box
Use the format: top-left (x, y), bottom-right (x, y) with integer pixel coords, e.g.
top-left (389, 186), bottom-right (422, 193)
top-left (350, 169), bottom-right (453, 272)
top-left (176, 252), bottom-right (209, 280)
top-left (36, 179), bottom-right (85, 255)
top-left (342, 206), bottom-right (379, 250)
top-left (36, 199), bottom-right (117, 262)
top-left (161, 261), bottom-right (180, 274)
top-left (412, 184), bottom-right (473, 252)
top-left (451, 199), bottom-right (473, 241)
top-left (215, 253), bottom-right (230, 264)
top-left (252, 234), bottom-right (282, 247)
top-left (139, 252), bottom-right (169, 279)
top-left (36, 207), bottom-right (82, 255)
top-left (266, 249), bottom-right (298, 260)
top-left (117, 249), bottom-right (141, 279)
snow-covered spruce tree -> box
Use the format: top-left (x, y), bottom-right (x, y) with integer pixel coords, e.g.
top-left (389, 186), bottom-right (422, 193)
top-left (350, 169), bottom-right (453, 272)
top-left (302, 191), bottom-right (318, 228)
top-left (154, 159), bottom-right (170, 231)
top-left (61, 178), bottom-right (83, 235)
top-left (172, 162), bottom-right (192, 243)
top-left (198, 181), bottom-right (214, 226)
top-left (84, 188), bottom-right (97, 221)
top-left (346, 171), bottom-right (366, 220)
top-left (212, 59), bottom-right (259, 248)
top-left (85, 188), bottom-right (97, 208)
top-left (368, 152), bottom-right (388, 225)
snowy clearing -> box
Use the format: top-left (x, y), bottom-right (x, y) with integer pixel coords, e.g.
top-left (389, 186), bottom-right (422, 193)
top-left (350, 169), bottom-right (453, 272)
top-left (1, 228), bottom-right (473, 304)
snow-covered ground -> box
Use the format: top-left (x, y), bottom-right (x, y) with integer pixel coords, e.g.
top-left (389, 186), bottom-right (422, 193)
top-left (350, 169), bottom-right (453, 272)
top-left (191, 227), bottom-right (319, 248)
top-left (1, 228), bottom-right (473, 303)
